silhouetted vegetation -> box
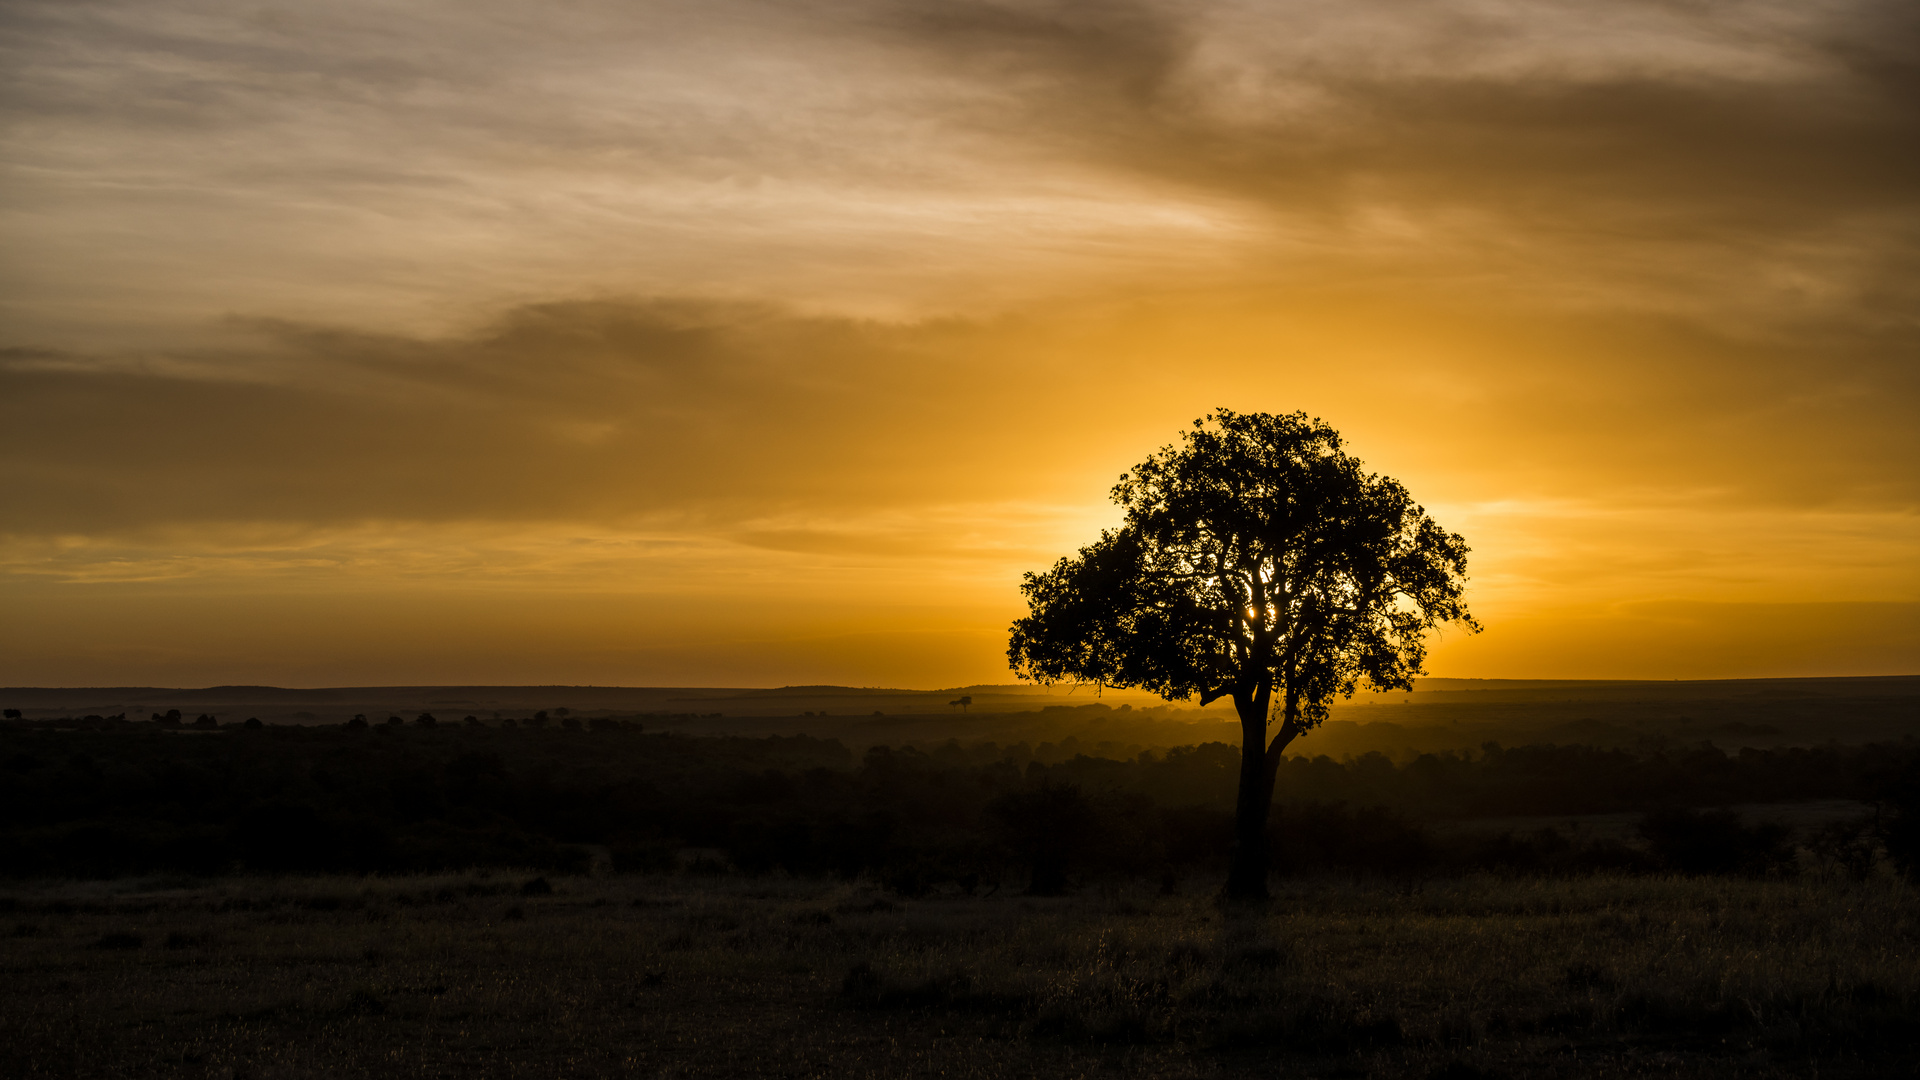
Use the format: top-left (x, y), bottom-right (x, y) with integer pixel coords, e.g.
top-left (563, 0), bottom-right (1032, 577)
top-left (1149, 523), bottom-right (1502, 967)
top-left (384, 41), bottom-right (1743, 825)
top-left (4, 715), bottom-right (1916, 886)
top-left (5, 715), bottom-right (1919, 1077)
top-left (1010, 410), bottom-right (1477, 898)
top-left (1879, 758), bottom-right (1920, 880)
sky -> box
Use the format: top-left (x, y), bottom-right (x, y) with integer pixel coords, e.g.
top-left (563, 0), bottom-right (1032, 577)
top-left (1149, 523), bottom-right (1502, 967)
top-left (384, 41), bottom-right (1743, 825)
top-left (1, 0), bottom-right (1916, 688)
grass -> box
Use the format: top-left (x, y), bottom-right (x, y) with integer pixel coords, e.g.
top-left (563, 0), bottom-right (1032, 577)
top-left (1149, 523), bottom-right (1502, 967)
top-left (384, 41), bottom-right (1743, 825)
top-left (2, 871), bottom-right (1915, 1078)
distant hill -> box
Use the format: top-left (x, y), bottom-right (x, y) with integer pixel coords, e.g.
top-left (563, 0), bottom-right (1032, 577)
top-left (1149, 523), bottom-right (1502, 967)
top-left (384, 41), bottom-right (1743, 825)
top-left (4, 676), bottom-right (1915, 755)
top-left (0, 681), bottom-right (1133, 723)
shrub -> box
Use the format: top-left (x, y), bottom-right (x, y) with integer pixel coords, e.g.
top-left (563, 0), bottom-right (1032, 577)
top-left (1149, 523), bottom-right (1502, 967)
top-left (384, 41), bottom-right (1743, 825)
top-left (988, 782), bottom-right (1095, 895)
top-left (1808, 816), bottom-right (1880, 880)
top-left (610, 842), bottom-right (679, 875)
top-left (1637, 808), bottom-right (1794, 877)
top-left (1271, 802), bottom-right (1434, 875)
top-left (1875, 763), bottom-right (1920, 881)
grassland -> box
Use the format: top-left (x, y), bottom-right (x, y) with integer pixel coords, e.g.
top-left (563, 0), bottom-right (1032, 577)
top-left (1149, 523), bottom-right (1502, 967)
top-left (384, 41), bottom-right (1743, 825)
top-left (4, 870), bottom-right (1914, 1079)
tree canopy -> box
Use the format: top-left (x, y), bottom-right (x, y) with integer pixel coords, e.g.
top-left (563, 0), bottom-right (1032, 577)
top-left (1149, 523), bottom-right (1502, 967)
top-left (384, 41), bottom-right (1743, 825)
top-left (1007, 410), bottom-right (1478, 896)
top-left (1010, 410), bottom-right (1475, 727)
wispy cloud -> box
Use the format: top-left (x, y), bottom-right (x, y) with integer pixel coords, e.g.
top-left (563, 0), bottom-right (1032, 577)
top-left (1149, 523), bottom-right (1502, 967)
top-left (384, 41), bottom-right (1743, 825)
top-left (2, 0), bottom-right (1914, 683)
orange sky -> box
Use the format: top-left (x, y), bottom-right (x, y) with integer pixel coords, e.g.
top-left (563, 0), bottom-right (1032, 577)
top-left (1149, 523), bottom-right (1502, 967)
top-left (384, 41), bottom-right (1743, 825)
top-left (2, 0), bottom-right (1915, 687)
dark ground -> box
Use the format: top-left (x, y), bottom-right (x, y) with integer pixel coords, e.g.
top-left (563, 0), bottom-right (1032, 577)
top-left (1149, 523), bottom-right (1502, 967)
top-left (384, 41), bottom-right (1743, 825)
top-left (6, 676), bottom-right (1917, 1077)
top-left (4, 871), bottom-right (1915, 1079)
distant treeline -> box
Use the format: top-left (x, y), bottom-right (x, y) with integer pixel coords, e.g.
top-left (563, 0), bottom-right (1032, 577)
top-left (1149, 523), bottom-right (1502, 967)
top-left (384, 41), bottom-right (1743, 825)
top-left (3, 722), bottom-right (1916, 887)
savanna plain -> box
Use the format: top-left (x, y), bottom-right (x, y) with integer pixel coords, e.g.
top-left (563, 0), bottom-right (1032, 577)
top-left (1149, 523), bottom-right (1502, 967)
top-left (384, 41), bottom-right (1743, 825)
top-left (4, 679), bottom-right (1917, 1079)
top-left (6, 871), bottom-right (1917, 1079)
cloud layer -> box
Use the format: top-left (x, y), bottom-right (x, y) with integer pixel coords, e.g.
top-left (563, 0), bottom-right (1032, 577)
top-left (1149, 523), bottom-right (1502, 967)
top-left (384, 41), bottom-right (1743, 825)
top-left (2, 0), bottom-right (1915, 684)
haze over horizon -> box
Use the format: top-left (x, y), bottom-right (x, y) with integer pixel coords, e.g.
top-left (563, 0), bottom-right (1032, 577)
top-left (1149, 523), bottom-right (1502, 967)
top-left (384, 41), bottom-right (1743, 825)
top-left (3, 0), bottom-right (1916, 688)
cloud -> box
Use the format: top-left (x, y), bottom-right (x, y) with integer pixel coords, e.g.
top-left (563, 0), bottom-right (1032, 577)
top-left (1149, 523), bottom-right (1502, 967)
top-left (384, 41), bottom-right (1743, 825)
top-left (0, 298), bottom-right (1174, 551)
top-left (2, 0), bottom-right (1916, 683)
top-left (1432, 600), bottom-right (1920, 680)
top-left (8, 0), bottom-right (1914, 347)
top-left (888, 0), bottom-right (1920, 212)
top-left (880, 0), bottom-right (1920, 318)
top-left (3, 290), bottom-right (1911, 540)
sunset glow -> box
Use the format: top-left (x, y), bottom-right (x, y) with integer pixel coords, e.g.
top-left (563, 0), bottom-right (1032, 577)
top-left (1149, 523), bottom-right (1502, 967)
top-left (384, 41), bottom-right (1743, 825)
top-left (3, 0), bottom-right (1914, 687)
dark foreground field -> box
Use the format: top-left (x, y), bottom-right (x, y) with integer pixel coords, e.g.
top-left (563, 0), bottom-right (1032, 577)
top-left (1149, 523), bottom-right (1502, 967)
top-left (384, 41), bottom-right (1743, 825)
top-left (4, 872), bottom-right (1915, 1079)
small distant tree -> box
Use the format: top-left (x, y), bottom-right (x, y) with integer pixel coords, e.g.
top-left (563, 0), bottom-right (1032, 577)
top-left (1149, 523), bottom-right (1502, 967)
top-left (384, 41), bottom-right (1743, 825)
top-left (415, 712), bottom-right (437, 728)
top-left (2, 709), bottom-right (20, 720)
top-left (1008, 410), bottom-right (1476, 900)
top-left (949, 696), bottom-right (973, 713)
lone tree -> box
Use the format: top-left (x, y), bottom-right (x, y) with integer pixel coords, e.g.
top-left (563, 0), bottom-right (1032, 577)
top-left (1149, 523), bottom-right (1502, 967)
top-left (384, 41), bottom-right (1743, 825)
top-left (1007, 410), bottom-right (1476, 900)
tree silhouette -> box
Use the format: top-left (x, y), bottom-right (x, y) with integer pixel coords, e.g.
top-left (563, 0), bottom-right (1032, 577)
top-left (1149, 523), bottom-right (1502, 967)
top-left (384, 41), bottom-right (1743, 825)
top-left (949, 695), bottom-right (972, 713)
top-left (1008, 410), bottom-right (1476, 899)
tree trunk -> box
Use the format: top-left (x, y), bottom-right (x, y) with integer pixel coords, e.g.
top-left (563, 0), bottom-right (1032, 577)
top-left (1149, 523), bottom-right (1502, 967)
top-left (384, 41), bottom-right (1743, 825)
top-left (1225, 690), bottom-right (1305, 901)
top-left (1225, 700), bottom-right (1280, 900)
